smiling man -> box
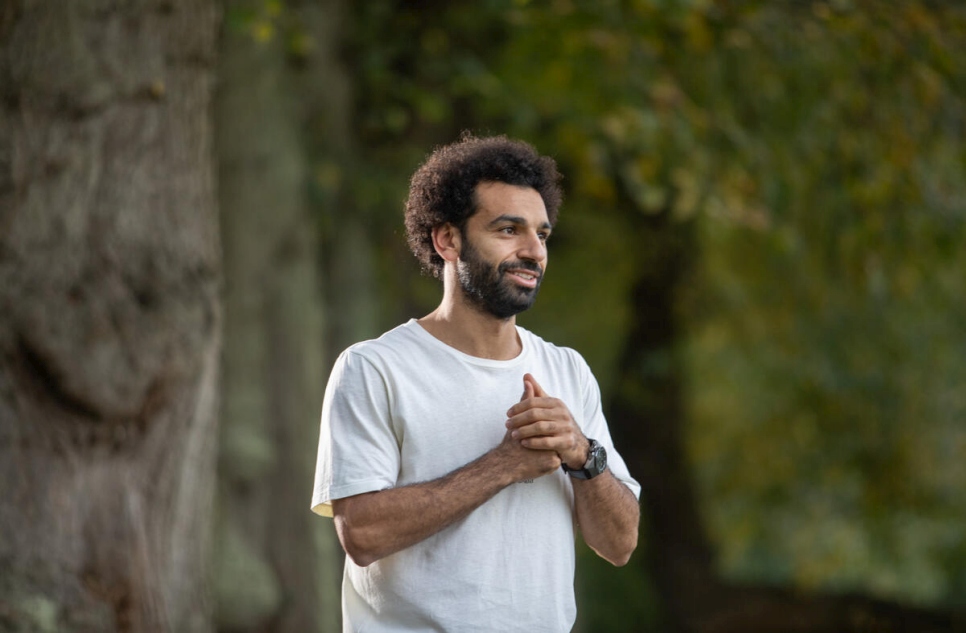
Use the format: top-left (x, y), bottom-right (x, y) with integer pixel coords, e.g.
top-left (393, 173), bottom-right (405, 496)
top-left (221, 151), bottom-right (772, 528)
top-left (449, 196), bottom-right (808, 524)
top-left (312, 134), bottom-right (640, 632)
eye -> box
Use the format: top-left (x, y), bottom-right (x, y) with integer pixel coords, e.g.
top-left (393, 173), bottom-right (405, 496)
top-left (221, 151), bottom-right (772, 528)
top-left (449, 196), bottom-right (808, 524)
top-left (538, 231), bottom-right (550, 242)
top-left (499, 226), bottom-right (516, 235)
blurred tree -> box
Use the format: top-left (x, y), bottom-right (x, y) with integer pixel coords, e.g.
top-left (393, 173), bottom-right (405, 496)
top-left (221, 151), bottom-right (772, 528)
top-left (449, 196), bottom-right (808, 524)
top-left (0, 1), bottom-right (221, 632)
top-left (213, 0), bottom-right (338, 631)
top-left (299, 0), bottom-right (381, 361)
top-left (292, 1), bottom-right (357, 627)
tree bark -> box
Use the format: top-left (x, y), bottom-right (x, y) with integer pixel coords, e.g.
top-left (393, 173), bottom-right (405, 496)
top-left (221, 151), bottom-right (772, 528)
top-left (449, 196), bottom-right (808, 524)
top-left (0, 1), bottom-right (221, 632)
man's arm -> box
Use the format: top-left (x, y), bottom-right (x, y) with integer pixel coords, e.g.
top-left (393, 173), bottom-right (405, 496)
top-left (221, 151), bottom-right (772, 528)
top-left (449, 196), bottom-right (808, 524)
top-left (332, 433), bottom-right (560, 567)
top-left (569, 471), bottom-right (639, 566)
top-left (506, 374), bottom-right (640, 566)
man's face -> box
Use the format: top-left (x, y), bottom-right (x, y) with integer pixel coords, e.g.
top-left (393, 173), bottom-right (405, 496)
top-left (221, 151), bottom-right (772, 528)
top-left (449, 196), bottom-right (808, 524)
top-left (456, 182), bottom-right (552, 320)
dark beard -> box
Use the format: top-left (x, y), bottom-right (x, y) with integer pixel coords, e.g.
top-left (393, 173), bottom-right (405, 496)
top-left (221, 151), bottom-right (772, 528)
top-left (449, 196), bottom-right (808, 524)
top-left (457, 238), bottom-right (543, 319)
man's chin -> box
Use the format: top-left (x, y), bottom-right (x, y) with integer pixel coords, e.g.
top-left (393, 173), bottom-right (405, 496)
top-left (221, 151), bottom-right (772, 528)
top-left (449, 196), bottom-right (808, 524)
top-left (489, 296), bottom-right (539, 320)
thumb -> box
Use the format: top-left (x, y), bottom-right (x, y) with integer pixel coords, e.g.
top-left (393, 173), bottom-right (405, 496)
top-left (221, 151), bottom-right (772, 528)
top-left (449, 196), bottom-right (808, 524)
top-left (524, 373), bottom-right (547, 398)
top-left (520, 375), bottom-right (535, 401)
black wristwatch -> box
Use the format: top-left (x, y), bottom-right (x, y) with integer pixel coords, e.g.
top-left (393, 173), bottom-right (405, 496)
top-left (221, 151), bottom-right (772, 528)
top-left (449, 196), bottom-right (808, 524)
top-left (562, 439), bottom-right (607, 480)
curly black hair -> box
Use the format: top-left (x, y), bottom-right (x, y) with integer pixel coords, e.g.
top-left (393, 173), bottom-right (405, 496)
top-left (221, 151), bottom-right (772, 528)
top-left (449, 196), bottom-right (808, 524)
top-left (404, 133), bottom-right (563, 278)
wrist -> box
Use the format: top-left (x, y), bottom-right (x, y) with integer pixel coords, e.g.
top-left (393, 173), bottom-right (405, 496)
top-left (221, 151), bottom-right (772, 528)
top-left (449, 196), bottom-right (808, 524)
top-left (487, 440), bottom-right (533, 487)
top-left (562, 438), bottom-right (607, 480)
top-left (565, 438), bottom-right (591, 470)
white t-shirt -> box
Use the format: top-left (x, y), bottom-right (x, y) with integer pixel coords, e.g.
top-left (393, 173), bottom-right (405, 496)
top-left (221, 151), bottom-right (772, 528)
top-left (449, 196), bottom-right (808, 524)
top-left (312, 320), bottom-right (640, 633)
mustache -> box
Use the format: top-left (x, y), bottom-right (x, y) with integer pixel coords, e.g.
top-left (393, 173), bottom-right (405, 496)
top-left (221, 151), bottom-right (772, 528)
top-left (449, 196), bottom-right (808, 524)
top-left (498, 260), bottom-right (542, 275)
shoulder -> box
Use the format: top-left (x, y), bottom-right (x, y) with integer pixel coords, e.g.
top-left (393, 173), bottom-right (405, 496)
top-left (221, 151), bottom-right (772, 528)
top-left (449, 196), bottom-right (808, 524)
top-left (519, 326), bottom-right (592, 375)
top-left (336, 320), bottom-right (426, 372)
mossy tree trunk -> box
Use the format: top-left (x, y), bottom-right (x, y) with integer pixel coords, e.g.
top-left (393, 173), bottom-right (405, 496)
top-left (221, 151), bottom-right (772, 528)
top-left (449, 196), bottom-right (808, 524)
top-left (0, 1), bottom-right (221, 631)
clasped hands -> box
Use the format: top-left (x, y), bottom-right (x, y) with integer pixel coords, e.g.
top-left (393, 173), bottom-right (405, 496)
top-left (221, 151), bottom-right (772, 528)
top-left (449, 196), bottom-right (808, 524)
top-left (503, 373), bottom-right (589, 478)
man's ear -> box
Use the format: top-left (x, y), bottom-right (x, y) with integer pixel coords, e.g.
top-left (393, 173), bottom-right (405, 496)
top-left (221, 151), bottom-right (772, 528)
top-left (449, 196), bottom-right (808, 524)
top-left (431, 223), bottom-right (461, 264)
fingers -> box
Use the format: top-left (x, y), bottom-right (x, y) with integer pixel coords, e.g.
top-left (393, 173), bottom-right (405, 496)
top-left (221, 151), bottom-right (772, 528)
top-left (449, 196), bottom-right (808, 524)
top-left (508, 374), bottom-right (547, 419)
top-left (508, 375), bottom-right (556, 419)
top-left (506, 373), bottom-right (578, 454)
top-left (504, 375), bottom-right (583, 479)
top-left (506, 406), bottom-right (560, 430)
top-left (506, 407), bottom-right (580, 454)
top-left (499, 428), bottom-right (562, 480)
top-left (524, 373), bottom-right (548, 398)
top-left (518, 436), bottom-right (566, 452)
top-left (511, 419), bottom-right (559, 439)
top-left (507, 375), bottom-right (571, 432)
top-left (516, 427), bottom-right (578, 455)
top-left (506, 398), bottom-right (554, 420)
top-left (520, 377), bottom-right (534, 402)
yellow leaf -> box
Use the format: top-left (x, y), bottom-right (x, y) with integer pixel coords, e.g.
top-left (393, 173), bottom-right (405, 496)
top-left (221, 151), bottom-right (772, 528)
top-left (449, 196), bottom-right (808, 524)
top-left (252, 20), bottom-right (274, 43)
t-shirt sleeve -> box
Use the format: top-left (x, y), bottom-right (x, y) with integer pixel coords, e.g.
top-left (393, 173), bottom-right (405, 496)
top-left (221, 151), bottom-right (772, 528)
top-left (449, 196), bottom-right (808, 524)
top-left (311, 349), bottom-right (400, 517)
top-left (577, 357), bottom-right (642, 500)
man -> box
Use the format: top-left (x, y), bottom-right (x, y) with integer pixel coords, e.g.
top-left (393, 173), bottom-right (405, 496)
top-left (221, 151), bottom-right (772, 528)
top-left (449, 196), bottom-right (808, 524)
top-left (312, 134), bottom-right (640, 632)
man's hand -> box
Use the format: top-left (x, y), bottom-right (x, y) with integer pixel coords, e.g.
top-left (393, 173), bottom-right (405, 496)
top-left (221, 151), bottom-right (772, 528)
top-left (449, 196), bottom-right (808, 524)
top-left (505, 373), bottom-right (590, 469)
top-left (333, 372), bottom-right (637, 569)
top-left (505, 373), bottom-right (639, 567)
top-left (493, 427), bottom-right (562, 482)
top-left (332, 375), bottom-right (565, 567)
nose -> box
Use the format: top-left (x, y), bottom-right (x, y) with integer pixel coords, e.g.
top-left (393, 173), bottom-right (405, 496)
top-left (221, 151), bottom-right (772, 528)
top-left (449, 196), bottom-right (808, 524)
top-left (518, 229), bottom-right (547, 263)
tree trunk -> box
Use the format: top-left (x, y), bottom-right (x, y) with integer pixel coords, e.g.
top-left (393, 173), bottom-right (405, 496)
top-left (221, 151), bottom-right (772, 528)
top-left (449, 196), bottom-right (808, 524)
top-left (301, 0), bottom-right (379, 358)
top-left (292, 0), bottom-right (358, 627)
top-left (0, 1), bottom-right (221, 632)
top-left (607, 208), bottom-right (719, 631)
top-left (213, 1), bottom-right (336, 631)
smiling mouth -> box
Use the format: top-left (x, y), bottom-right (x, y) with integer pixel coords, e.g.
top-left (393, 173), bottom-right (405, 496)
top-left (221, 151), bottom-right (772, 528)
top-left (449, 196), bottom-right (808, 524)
top-left (505, 268), bottom-right (542, 288)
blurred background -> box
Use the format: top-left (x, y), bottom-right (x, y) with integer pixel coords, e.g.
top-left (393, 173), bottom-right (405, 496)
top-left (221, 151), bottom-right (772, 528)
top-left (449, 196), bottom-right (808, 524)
top-left (2, 1), bottom-right (965, 631)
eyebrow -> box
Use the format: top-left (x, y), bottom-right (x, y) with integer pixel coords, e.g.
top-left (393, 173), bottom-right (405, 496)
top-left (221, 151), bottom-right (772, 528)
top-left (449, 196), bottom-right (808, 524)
top-left (487, 214), bottom-right (553, 231)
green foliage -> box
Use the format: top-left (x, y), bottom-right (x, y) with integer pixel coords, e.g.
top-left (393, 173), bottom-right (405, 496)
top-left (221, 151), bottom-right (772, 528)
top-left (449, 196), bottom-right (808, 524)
top-left (681, 3), bottom-right (966, 606)
top-left (338, 0), bottom-right (966, 625)
top-left (223, 0), bottom-right (283, 43)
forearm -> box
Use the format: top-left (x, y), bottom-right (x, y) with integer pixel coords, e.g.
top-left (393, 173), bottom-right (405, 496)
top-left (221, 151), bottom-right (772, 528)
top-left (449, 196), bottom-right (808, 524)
top-left (333, 439), bottom-right (557, 566)
top-left (572, 471), bottom-right (639, 566)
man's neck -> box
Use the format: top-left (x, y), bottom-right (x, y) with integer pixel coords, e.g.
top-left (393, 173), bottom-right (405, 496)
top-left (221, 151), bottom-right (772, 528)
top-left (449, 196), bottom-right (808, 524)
top-left (417, 296), bottom-right (522, 361)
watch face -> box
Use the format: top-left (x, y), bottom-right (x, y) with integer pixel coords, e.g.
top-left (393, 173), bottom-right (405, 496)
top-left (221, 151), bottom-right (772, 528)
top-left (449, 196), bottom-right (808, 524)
top-left (567, 440), bottom-right (608, 479)
top-left (588, 441), bottom-right (606, 475)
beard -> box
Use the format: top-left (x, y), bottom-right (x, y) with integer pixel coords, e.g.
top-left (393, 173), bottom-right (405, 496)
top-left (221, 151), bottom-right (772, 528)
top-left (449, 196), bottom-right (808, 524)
top-left (456, 237), bottom-right (543, 320)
